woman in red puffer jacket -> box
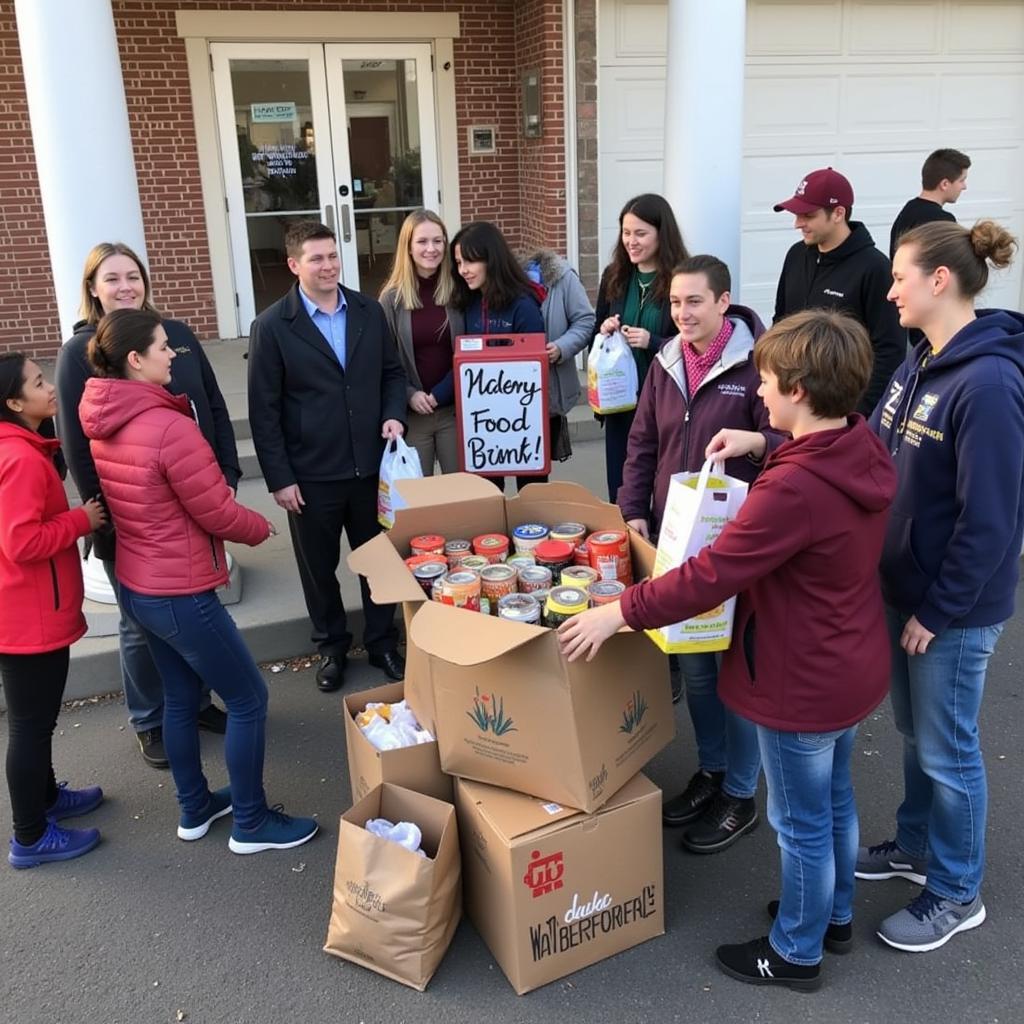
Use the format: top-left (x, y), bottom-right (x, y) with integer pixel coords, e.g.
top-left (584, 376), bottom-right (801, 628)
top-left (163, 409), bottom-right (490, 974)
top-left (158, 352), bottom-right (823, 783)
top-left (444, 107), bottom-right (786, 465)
top-left (79, 309), bottom-right (318, 855)
top-left (0, 353), bottom-right (107, 868)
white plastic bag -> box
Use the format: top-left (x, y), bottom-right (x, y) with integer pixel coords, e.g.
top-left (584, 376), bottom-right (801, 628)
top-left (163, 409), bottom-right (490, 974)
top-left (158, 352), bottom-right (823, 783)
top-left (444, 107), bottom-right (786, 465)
top-left (377, 437), bottom-right (423, 529)
top-left (587, 330), bottom-right (639, 414)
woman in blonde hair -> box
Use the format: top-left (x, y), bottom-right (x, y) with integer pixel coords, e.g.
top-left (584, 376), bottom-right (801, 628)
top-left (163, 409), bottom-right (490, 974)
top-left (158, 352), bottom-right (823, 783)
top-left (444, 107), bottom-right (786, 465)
top-left (55, 243), bottom-right (238, 770)
top-left (379, 210), bottom-right (464, 474)
top-left (860, 219), bottom-right (1023, 953)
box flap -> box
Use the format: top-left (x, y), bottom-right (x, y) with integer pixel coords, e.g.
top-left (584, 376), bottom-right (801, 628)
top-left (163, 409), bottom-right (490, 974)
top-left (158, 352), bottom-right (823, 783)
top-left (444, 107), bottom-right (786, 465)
top-left (454, 777), bottom-right (583, 839)
top-left (409, 598), bottom-right (548, 665)
top-left (507, 480), bottom-right (626, 533)
top-left (347, 532), bottom-right (425, 605)
top-left (393, 472), bottom-right (501, 508)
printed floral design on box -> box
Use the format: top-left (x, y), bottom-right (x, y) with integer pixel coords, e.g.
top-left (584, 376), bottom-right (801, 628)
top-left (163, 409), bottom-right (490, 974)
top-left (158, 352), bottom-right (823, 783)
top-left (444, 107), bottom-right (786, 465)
top-left (467, 687), bottom-right (518, 736)
top-left (619, 690), bottom-right (648, 734)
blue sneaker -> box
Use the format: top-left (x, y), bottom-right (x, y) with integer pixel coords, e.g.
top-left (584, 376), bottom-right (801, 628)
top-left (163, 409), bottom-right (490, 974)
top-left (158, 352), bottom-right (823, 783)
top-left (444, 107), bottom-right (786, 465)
top-left (9, 822), bottom-right (101, 869)
top-left (228, 805), bottom-right (318, 855)
top-left (177, 786), bottom-right (233, 841)
top-left (46, 782), bottom-right (104, 821)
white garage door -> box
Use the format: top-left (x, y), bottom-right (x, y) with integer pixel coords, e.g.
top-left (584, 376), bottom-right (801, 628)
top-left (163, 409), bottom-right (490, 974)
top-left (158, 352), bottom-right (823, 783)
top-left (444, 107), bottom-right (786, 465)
top-left (598, 0), bottom-right (1024, 324)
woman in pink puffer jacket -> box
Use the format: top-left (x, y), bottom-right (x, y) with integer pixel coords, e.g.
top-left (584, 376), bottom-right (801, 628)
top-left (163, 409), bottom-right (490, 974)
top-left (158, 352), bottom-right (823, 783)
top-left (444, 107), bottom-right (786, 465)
top-left (79, 308), bottom-right (318, 855)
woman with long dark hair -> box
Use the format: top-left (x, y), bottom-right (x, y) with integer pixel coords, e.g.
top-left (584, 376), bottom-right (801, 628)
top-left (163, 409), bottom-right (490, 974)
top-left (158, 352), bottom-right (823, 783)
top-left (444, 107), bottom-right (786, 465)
top-left (56, 242), bottom-right (239, 770)
top-left (595, 193), bottom-right (688, 501)
top-left (379, 209), bottom-right (464, 474)
top-left (1, 354), bottom-right (107, 868)
top-left (79, 309), bottom-right (317, 854)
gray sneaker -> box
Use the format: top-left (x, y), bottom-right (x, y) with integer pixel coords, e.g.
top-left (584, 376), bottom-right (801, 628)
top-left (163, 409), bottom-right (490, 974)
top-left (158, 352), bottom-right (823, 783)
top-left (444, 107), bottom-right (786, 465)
top-left (855, 839), bottom-right (927, 885)
top-left (877, 890), bottom-right (986, 952)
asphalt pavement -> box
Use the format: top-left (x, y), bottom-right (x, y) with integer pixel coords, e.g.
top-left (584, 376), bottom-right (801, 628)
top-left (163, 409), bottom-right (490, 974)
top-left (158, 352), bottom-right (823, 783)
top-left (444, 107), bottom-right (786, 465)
top-left (3, 615), bottom-right (1023, 1024)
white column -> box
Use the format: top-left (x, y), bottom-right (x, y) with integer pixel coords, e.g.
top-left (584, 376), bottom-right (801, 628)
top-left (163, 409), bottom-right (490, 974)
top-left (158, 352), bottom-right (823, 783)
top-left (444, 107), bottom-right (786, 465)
top-left (662, 0), bottom-right (746, 294)
top-left (16, 0), bottom-right (147, 340)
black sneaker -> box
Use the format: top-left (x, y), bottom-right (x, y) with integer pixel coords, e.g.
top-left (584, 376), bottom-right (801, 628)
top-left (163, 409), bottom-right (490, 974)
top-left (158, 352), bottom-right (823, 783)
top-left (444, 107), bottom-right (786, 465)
top-left (662, 769), bottom-right (724, 827)
top-left (716, 935), bottom-right (822, 992)
top-left (137, 727), bottom-right (169, 770)
top-left (767, 900), bottom-right (853, 955)
top-left (682, 790), bottom-right (758, 853)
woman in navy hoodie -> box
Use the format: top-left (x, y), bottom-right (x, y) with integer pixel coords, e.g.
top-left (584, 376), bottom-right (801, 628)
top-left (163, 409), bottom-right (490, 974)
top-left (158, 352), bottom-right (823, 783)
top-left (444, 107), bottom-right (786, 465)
top-left (860, 220), bottom-right (1023, 954)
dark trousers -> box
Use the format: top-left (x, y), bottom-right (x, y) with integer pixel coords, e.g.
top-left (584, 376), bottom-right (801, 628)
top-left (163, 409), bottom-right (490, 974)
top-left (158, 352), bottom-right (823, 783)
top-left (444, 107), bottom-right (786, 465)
top-left (288, 475), bottom-right (397, 658)
top-left (603, 407), bottom-right (637, 503)
top-left (1, 647), bottom-right (68, 845)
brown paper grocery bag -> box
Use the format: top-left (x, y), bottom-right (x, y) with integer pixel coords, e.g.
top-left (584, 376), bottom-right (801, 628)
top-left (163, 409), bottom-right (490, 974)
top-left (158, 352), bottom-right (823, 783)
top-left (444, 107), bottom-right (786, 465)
top-left (323, 783), bottom-right (461, 991)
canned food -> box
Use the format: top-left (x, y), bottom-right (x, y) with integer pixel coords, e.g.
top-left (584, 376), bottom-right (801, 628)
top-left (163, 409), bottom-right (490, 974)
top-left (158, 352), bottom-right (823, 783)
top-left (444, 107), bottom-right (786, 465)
top-left (589, 579), bottom-right (626, 606)
top-left (410, 534), bottom-right (446, 557)
top-left (444, 538), bottom-right (472, 569)
top-left (587, 530), bottom-right (633, 584)
top-left (405, 553), bottom-right (441, 571)
top-left (550, 522), bottom-right (587, 546)
top-left (531, 588), bottom-right (551, 607)
top-left (497, 592), bottom-right (542, 624)
top-left (431, 574), bottom-right (445, 601)
top-left (438, 570), bottom-right (482, 612)
top-left (561, 565), bottom-right (599, 587)
top-left (472, 533), bottom-right (510, 563)
top-left (506, 552), bottom-right (537, 572)
top-left (512, 522), bottom-right (550, 553)
top-left (480, 564), bottom-right (518, 613)
top-left (534, 539), bottom-right (574, 577)
top-left (573, 542), bottom-right (590, 567)
top-left (459, 555), bottom-right (490, 574)
top-left (412, 560), bottom-right (447, 597)
top-left (518, 565), bottom-right (553, 593)
top-left (543, 586), bottom-right (590, 628)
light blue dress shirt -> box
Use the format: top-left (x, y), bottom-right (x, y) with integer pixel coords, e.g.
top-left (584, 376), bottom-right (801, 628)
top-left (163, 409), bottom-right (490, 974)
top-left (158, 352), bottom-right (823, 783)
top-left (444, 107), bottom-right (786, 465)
top-left (298, 285), bottom-right (348, 369)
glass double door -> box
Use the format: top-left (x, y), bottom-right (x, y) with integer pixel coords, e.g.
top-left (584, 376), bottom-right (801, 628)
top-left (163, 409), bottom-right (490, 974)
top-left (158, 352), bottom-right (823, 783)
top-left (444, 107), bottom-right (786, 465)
top-left (212, 42), bottom-right (439, 331)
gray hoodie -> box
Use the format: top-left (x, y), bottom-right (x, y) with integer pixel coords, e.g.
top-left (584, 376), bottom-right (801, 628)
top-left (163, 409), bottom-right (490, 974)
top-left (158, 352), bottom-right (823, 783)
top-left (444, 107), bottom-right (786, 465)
top-left (525, 251), bottom-right (596, 415)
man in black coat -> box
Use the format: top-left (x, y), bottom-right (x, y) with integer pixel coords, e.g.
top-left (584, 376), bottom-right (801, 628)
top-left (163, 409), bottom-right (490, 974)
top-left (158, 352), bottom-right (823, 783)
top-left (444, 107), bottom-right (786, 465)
top-left (247, 221), bottom-right (408, 692)
top-left (773, 167), bottom-right (905, 416)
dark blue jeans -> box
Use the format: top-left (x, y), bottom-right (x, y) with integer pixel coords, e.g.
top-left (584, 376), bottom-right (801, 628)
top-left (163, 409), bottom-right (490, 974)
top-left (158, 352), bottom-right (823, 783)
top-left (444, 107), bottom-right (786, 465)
top-left (119, 586), bottom-right (268, 830)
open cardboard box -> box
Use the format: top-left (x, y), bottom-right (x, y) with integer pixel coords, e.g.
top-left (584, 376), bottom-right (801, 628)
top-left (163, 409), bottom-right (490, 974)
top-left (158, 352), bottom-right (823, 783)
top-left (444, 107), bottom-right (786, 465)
top-left (343, 681), bottom-right (453, 805)
top-left (349, 475), bottom-right (674, 812)
top-left (455, 772), bottom-right (664, 995)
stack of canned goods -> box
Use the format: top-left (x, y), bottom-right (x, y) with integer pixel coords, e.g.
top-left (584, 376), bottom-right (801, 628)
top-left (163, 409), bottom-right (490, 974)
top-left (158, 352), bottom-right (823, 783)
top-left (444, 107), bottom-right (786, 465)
top-left (404, 524), bottom-right (634, 624)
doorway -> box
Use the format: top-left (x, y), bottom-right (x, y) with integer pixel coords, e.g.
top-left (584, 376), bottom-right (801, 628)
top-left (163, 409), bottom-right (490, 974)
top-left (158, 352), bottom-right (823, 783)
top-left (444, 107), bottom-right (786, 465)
top-left (212, 42), bottom-right (439, 331)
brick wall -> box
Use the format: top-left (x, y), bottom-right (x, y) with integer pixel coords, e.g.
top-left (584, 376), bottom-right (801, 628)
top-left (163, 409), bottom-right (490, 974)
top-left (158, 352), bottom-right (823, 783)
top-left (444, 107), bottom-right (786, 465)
top-left (513, 0), bottom-right (567, 260)
top-left (0, 3), bottom-right (61, 358)
top-left (4, 0), bottom-right (572, 355)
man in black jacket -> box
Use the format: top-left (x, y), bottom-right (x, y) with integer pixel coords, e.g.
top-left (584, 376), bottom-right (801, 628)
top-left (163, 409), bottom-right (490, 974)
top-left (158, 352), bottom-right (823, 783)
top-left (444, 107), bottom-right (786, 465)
top-left (773, 167), bottom-right (905, 415)
top-left (247, 221), bottom-right (407, 692)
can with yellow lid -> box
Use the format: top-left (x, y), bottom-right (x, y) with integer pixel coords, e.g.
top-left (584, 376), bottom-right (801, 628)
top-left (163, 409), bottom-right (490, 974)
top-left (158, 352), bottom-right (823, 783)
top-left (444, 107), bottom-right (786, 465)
top-left (543, 585), bottom-right (590, 628)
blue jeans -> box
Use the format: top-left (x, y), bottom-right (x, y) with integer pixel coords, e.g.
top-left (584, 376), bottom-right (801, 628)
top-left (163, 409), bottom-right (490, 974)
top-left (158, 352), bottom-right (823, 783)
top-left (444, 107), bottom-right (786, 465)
top-left (103, 561), bottom-right (211, 732)
top-left (119, 586), bottom-right (268, 830)
top-left (887, 607), bottom-right (1004, 902)
top-left (759, 724), bottom-right (859, 966)
top-left (679, 652), bottom-right (761, 799)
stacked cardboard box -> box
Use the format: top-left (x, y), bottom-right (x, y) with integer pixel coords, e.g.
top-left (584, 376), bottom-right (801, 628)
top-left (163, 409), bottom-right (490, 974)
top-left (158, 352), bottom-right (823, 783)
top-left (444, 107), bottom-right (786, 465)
top-left (342, 476), bottom-right (672, 993)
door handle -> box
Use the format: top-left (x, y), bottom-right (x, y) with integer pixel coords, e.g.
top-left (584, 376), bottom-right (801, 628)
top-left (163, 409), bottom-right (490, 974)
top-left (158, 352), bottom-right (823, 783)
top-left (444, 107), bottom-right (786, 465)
top-left (340, 203), bottom-right (352, 243)
top-left (324, 204), bottom-right (336, 233)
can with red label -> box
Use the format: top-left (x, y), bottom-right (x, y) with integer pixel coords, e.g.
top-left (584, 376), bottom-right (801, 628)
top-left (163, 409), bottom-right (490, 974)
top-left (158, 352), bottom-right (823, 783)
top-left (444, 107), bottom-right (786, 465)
top-left (410, 534), bottom-right (446, 557)
top-left (405, 553), bottom-right (440, 572)
top-left (587, 530), bottom-right (633, 584)
top-left (573, 541), bottom-right (590, 567)
top-left (438, 570), bottom-right (482, 611)
top-left (444, 538), bottom-right (472, 569)
top-left (589, 579), bottom-right (626, 606)
top-left (472, 533), bottom-right (510, 563)
top-left (412, 560), bottom-right (447, 597)
top-left (517, 565), bottom-right (553, 594)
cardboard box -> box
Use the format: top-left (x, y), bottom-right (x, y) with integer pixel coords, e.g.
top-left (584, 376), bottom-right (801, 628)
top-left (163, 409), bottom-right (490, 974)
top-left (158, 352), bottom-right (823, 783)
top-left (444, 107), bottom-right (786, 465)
top-left (455, 773), bottom-right (664, 995)
top-left (350, 475), bottom-right (674, 812)
top-left (323, 783), bottom-right (461, 991)
top-left (344, 682), bottom-right (453, 805)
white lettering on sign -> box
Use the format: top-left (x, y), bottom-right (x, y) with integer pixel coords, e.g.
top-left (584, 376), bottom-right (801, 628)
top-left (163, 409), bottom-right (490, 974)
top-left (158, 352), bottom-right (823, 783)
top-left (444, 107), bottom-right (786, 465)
top-left (563, 890), bottom-right (614, 923)
top-left (458, 361), bottom-right (546, 474)
top-left (251, 143), bottom-right (311, 178)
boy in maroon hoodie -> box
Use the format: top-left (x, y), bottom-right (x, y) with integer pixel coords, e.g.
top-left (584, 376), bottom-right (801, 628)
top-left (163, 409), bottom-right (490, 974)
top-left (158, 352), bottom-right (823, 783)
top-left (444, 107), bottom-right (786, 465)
top-left (560, 309), bottom-right (897, 991)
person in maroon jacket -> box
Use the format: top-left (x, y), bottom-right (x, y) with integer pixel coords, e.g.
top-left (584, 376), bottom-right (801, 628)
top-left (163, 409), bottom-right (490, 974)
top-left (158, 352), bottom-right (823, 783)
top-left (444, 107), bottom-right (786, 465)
top-left (617, 255), bottom-right (777, 853)
top-left (560, 310), bottom-right (897, 991)
top-left (0, 354), bottom-right (107, 868)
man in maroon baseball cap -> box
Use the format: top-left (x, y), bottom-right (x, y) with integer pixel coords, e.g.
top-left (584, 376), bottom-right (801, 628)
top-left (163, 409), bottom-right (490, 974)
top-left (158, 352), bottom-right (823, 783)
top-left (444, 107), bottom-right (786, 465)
top-left (773, 167), bottom-right (904, 415)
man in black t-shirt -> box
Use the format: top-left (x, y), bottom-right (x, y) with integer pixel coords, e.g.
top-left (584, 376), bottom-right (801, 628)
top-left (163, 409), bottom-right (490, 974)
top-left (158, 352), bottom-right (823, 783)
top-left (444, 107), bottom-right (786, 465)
top-left (889, 148), bottom-right (971, 259)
